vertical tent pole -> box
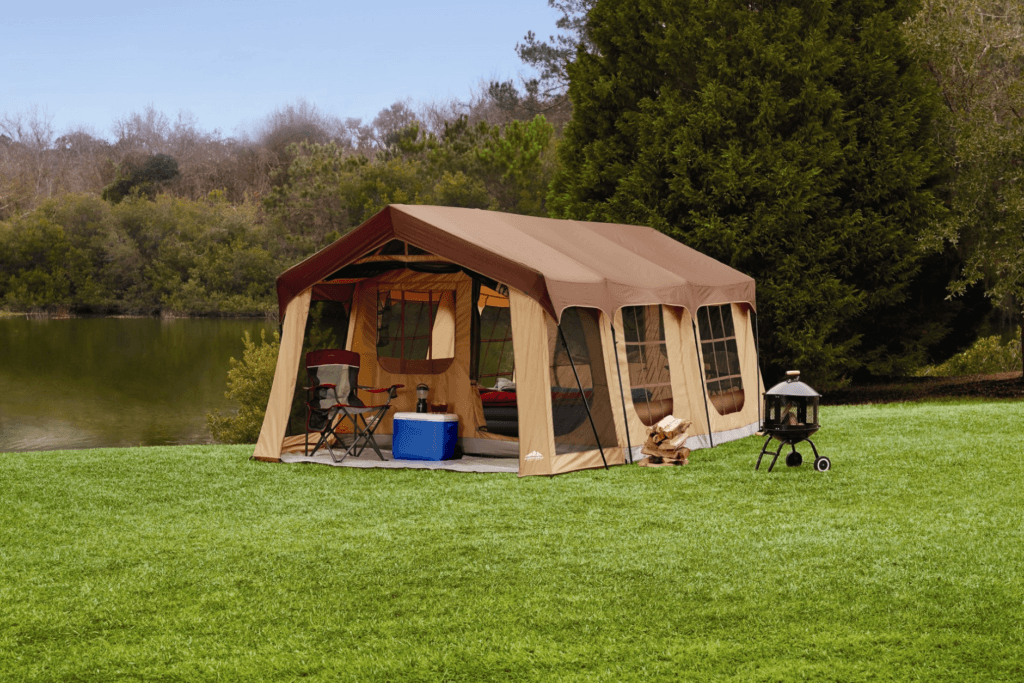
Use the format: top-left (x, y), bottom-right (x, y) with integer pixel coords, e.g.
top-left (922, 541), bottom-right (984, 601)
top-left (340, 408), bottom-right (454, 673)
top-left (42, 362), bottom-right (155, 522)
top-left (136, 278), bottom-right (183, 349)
top-left (692, 319), bottom-right (715, 449)
top-left (559, 324), bottom-right (608, 469)
top-left (610, 324), bottom-right (634, 464)
top-left (753, 308), bottom-right (762, 430)
top-left (469, 279), bottom-right (481, 383)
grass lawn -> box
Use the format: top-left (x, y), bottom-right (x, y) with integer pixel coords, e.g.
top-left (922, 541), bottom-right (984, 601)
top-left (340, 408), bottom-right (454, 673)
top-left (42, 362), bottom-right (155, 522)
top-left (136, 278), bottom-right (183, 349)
top-left (2, 400), bottom-right (1023, 682)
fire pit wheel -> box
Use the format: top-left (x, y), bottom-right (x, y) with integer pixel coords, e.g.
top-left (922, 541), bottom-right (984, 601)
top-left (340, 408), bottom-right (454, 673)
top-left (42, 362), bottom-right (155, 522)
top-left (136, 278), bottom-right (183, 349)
top-left (814, 456), bottom-right (831, 472)
top-left (786, 451), bottom-right (803, 468)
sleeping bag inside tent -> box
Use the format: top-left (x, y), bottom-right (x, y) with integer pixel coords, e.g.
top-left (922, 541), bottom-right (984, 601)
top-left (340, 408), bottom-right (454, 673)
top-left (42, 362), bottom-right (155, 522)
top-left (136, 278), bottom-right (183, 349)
top-left (253, 204), bottom-right (762, 477)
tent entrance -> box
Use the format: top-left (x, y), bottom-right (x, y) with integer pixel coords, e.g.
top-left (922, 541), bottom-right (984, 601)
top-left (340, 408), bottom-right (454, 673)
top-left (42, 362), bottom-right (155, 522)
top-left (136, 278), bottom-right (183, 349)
top-left (548, 308), bottom-right (618, 455)
top-left (286, 289), bottom-right (354, 438)
top-left (476, 285), bottom-right (519, 440)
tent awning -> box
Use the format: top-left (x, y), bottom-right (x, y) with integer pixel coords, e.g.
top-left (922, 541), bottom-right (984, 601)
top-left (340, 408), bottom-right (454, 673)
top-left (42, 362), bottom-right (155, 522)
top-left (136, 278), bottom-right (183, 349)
top-left (276, 205), bottom-right (755, 320)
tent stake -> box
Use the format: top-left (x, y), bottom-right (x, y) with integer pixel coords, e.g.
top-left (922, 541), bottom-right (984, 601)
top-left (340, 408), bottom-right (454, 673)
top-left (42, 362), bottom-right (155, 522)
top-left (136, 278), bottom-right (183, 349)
top-left (610, 325), bottom-right (634, 464)
top-left (692, 319), bottom-right (714, 449)
top-left (559, 324), bottom-right (608, 469)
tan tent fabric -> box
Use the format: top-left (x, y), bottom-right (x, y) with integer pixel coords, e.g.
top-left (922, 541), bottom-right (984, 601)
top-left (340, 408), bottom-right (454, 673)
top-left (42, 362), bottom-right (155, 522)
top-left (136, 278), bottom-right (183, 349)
top-left (253, 288), bottom-right (311, 462)
top-left (702, 304), bottom-right (762, 438)
top-left (509, 288), bottom-right (556, 477)
top-left (431, 290), bottom-right (456, 360)
top-left (276, 205), bottom-right (755, 321)
top-left (611, 306), bottom-right (698, 455)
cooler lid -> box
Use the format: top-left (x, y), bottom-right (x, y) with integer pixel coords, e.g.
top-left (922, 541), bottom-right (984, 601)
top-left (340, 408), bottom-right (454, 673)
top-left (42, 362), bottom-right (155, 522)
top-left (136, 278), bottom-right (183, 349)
top-left (393, 412), bottom-right (459, 422)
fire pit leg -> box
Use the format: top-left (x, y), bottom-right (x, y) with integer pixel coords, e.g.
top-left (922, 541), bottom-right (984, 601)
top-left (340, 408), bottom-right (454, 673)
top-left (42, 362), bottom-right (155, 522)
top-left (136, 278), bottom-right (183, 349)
top-left (755, 435), bottom-right (774, 470)
top-left (766, 441), bottom-right (786, 472)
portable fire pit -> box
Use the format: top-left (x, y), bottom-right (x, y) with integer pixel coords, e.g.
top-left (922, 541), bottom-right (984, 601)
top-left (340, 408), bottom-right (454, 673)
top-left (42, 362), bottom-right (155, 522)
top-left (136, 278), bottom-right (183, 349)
top-left (756, 370), bottom-right (830, 472)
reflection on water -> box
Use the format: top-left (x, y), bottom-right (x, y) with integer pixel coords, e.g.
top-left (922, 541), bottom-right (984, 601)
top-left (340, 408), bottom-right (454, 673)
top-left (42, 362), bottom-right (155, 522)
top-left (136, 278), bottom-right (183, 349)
top-left (0, 317), bottom-right (275, 452)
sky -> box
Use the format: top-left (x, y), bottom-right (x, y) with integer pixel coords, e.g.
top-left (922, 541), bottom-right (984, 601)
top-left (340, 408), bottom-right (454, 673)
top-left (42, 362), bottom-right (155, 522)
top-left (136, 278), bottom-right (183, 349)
top-left (3, 0), bottom-right (562, 140)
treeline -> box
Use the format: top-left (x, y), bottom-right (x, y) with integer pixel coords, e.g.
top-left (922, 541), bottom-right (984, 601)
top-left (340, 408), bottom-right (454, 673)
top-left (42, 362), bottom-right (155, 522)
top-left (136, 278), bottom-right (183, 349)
top-left (0, 89), bottom-right (564, 316)
top-left (0, 88), bottom-right (568, 218)
top-left (2, 0), bottom-right (1022, 383)
top-left (0, 192), bottom-right (277, 315)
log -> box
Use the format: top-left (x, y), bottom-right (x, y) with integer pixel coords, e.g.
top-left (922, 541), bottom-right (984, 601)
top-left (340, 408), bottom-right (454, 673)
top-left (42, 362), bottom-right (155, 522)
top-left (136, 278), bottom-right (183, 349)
top-left (654, 415), bottom-right (688, 438)
top-left (662, 433), bottom-right (688, 451)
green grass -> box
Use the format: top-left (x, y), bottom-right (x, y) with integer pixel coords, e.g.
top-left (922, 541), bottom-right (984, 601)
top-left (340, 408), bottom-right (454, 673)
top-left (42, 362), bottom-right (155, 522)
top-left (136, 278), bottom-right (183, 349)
top-left (2, 400), bottom-right (1023, 682)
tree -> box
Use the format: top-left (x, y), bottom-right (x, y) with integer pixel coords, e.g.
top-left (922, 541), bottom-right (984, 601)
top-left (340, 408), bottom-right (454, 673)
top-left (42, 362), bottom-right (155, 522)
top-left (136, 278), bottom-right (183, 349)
top-left (263, 115), bottom-right (559, 247)
top-left (517, 0), bottom-right (597, 98)
top-left (904, 0), bottom-right (1024, 373)
top-left (550, 0), bottom-right (948, 383)
top-left (207, 330), bottom-right (280, 444)
top-left (102, 153), bottom-right (180, 203)
top-left (473, 116), bottom-right (556, 215)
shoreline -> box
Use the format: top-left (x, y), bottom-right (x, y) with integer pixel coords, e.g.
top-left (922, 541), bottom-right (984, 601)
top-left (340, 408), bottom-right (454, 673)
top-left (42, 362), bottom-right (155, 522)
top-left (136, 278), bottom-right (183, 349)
top-left (0, 309), bottom-right (277, 321)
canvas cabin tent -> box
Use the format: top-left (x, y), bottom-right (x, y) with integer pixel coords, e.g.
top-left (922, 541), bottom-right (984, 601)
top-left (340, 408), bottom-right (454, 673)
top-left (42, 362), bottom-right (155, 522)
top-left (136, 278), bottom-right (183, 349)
top-left (253, 204), bottom-right (762, 476)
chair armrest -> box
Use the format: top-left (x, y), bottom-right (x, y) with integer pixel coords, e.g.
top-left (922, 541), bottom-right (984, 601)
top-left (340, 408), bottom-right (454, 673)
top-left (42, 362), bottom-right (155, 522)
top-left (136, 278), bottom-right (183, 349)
top-left (359, 384), bottom-right (404, 399)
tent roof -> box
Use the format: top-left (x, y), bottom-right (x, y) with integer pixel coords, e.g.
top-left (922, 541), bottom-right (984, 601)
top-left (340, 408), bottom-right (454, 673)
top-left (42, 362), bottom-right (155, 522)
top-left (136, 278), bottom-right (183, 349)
top-left (276, 205), bottom-right (756, 320)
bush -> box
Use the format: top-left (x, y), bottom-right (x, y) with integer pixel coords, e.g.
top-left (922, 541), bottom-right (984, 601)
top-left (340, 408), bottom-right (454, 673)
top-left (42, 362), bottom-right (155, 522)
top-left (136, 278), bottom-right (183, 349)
top-left (207, 329), bottom-right (280, 444)
top-left (918, 327), bottom-right (1022, 377)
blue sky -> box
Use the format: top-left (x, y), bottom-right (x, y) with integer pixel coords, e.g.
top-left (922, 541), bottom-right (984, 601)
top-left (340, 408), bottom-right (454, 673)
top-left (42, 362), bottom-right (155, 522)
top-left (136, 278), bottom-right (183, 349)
top-left (3, 0), bottom-right (562, 139)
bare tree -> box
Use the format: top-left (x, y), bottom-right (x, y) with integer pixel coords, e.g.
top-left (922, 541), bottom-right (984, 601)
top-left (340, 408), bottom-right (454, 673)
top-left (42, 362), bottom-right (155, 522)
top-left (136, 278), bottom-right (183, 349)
top-left (53, 126), bottom-right (113, 194)
top-left (0, 107), bottom-right (59, 217)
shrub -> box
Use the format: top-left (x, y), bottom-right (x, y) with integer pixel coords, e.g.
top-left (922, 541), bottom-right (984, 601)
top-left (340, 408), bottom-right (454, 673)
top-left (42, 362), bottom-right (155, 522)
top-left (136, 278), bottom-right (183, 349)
top-left (207, 329), bottom-right (280, 444)
top-left (918, 327), bottom-right (1022, 377)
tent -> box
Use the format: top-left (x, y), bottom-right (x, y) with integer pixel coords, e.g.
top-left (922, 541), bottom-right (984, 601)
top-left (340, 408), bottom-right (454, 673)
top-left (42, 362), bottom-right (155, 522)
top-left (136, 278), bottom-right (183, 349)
top-left (253, 204), bottom-right (762, 476)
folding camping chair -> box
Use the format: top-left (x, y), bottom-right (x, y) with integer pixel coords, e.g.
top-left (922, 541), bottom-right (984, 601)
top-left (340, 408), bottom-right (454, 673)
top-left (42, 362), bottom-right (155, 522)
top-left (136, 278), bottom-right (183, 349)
top-left (304, 349), bottom-right (403, 462)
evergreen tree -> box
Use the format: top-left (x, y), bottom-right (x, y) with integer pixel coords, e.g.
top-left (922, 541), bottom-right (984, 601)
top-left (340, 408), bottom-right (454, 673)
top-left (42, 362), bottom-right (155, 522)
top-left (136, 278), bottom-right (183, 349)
top-left (905, 0), bottom-right (1024, 374)
top-left (550, 0), bottom-right (947, 382)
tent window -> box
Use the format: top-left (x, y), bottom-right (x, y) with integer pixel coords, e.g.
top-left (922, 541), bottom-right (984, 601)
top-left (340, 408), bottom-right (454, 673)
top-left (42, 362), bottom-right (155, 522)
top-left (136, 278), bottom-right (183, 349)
top-left (697, 305), bottom-right (745, 416)
top-left (377, 239), bottom-right (407, 255)
top-left (372, 240), bottom-right (430, 256)
top-left (622, 305), bottom-right (673, 426)
top-left (477, 286), bottom-right (514, 389)
top-left (376, 289), bottom-right (455, 374)
top-left (548, 308), bottom-right (618, 453)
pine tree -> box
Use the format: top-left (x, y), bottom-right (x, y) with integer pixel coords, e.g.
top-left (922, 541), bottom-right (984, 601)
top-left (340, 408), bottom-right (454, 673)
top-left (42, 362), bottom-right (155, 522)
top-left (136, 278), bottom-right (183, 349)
top-left (550, 0), bottom-right (947, 382)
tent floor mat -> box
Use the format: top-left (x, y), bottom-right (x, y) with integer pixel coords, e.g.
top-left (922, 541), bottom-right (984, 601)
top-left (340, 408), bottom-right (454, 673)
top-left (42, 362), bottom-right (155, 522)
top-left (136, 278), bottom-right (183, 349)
top-left (280, 449), bottom-right (519, 473)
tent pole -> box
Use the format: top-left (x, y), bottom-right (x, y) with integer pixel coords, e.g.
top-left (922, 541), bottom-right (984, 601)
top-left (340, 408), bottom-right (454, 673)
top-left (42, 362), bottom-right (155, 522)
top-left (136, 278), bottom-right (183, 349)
top-left (469, 279), bottom-right (481, 383)
top-left (559, 324), bottom-right (608, 470)
top-left (610, 324), bottom-right (634, 464)
top-left (692, 319), bottom-right (715, 449)
top-left (753, 308), bottom-right (762, 430)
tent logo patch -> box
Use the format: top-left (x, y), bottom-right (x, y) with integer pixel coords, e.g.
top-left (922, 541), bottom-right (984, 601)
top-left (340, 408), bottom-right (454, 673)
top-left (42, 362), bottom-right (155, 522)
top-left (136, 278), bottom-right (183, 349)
top-left (525, 450), bottom-right (544, 461)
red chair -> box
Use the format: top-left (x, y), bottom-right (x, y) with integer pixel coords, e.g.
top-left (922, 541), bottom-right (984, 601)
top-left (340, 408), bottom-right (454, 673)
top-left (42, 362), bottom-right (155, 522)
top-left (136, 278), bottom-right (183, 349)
top-left (304, 349), bottom-right (403, 462)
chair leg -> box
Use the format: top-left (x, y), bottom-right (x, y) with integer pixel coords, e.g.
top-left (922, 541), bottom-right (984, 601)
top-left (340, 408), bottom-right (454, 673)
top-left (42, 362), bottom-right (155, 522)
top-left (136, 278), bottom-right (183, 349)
top-left (304, 409), bottom-right (342, 460)
top-left (319, 409), bottom-right (367, 463)
top-left (308, 429), bottom-right (336, 460)
top-left (357, 411), bottom-right (388, 460)
top-left (333, 405), bottom-right (391, 461)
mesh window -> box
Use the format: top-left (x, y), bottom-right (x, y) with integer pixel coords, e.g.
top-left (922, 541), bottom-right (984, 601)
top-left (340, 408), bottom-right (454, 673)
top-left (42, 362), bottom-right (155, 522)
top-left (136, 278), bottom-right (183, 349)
top-left (549, 308), bottom-right (619, 453)
top-left (376, 289), bottom-right (455, 374)
top-left (477, 287), bottom-right (514, 389)
top-left (697, 305), bottom-right (745, 416)
top-left (288, 297), bottom-right (352, 436)
top-left (622, 305), bottom-right (673, 426)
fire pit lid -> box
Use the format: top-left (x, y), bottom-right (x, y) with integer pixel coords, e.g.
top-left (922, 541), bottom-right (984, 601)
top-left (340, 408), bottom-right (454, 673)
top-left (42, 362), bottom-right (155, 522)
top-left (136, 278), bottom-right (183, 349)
top-left (765, 371), bottom-right (820, 398)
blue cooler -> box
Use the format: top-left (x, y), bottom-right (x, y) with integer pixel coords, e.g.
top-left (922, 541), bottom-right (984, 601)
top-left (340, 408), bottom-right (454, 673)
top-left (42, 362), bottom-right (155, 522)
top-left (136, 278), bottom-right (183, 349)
top-left (392, 413), bottom-right (459, 461)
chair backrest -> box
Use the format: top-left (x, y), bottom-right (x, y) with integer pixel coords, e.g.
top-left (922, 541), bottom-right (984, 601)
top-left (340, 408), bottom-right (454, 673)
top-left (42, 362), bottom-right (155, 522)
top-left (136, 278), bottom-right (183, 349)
top-left (306, 349), bottom-right (361, 409)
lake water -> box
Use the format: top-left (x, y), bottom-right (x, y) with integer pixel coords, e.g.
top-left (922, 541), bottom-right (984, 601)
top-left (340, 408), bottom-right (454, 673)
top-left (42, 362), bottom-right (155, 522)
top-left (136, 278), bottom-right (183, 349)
top-left (0, 317), bottom-right (275, 452)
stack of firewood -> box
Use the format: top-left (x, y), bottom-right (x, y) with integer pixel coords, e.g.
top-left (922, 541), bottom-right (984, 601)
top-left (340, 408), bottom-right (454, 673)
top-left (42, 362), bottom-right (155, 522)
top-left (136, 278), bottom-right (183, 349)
top-left (639, 415), bottom-right (691, 466)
